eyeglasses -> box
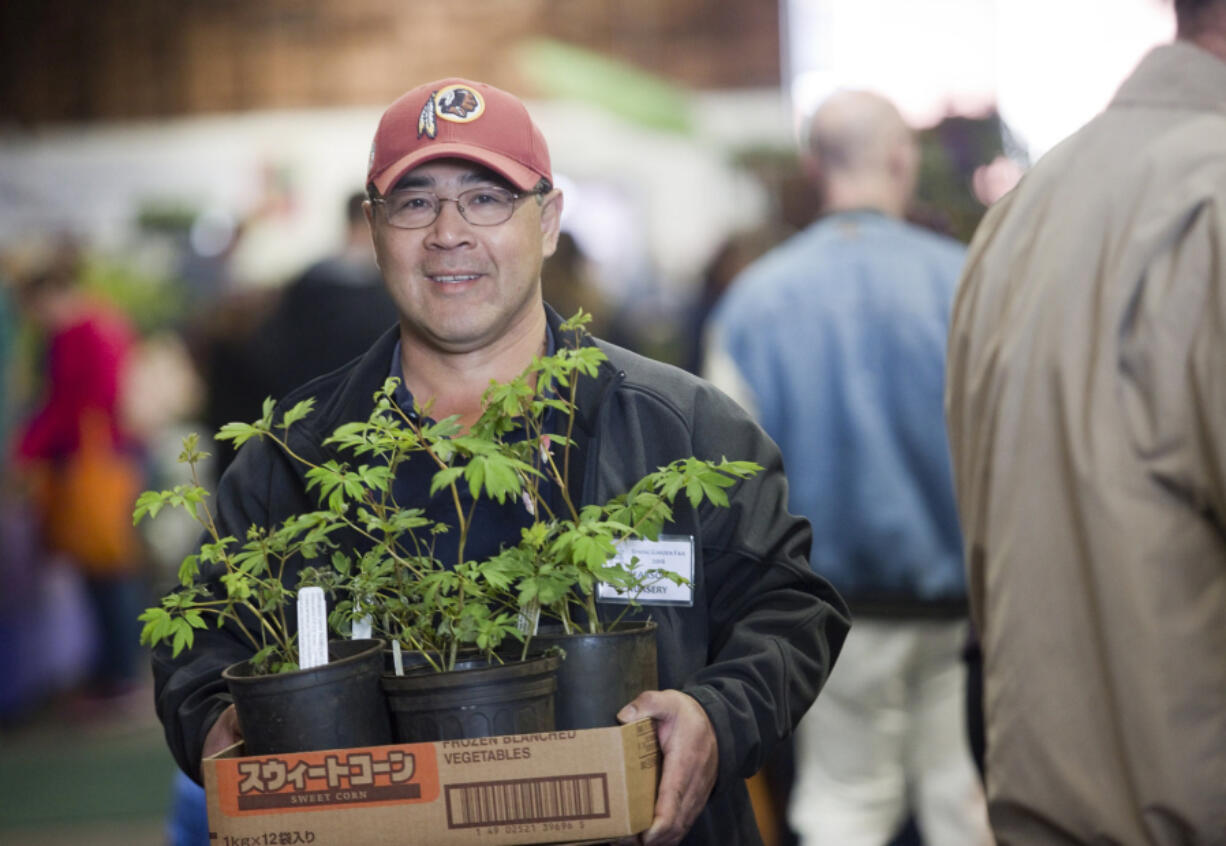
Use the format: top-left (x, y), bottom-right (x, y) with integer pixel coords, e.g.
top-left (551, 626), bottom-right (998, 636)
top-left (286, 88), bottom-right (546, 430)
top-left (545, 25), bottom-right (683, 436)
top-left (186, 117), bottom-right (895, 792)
top-left (371, 185), bottom-right (539, 229)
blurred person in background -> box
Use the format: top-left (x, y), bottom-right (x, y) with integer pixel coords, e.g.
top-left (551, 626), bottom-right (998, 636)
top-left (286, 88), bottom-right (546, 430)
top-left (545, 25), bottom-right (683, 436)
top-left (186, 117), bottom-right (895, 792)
top-left (539, 230), bottom-right (617, 339)
top-left (249, 191), bottom-right (395, 395)
top-left (204, 191), bottom-right (396, 474)
top-left (10, 251), bottom-right (148, 706)
top-left (705, 90), bottom-right (990, 845)
top-left (945, 0), bottom-right (1226, 841)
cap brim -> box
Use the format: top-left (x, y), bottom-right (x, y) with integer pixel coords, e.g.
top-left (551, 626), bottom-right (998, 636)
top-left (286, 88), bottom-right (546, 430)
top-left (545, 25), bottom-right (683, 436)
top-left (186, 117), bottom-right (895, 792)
top-left (372, 143), bottom-right (544, 194)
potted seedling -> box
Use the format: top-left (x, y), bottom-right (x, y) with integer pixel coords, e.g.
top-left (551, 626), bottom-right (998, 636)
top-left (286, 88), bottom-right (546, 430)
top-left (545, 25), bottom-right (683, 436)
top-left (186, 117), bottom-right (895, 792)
top-left (134, 428), bottom-right (391, 756)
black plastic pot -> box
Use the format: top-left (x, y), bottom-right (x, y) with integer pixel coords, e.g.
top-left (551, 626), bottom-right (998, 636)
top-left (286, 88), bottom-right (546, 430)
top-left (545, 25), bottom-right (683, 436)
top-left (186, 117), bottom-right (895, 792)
top-left (382, 652), bottom-right (560, 743)
top-left (222, 638), bottom-right (392, 755)
top-left (525, 621), bottom-right (658, 730)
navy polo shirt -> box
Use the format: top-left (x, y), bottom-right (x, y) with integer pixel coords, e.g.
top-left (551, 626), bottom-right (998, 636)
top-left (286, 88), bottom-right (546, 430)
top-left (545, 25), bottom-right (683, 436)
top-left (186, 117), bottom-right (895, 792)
top-left (386, 330), bottom-right (559, 567)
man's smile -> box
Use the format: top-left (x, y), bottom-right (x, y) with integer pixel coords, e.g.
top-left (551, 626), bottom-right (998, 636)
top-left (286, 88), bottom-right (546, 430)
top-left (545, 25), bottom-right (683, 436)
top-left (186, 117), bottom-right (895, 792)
top-left (426, 272), bottom-right (483, 284)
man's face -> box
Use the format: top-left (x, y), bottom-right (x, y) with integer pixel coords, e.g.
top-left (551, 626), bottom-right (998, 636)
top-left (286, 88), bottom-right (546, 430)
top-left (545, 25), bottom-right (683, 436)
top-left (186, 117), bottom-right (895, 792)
top-left (366, 158), bottom-right (563, 355)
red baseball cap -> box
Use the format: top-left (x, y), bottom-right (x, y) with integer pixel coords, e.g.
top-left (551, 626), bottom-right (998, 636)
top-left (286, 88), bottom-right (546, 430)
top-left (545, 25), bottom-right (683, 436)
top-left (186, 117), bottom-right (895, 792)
top-left (367, 78), bottom-right (552, 195)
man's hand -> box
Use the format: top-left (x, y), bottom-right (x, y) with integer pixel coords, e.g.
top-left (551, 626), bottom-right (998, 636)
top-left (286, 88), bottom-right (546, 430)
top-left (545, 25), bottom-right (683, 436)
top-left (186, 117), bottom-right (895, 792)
top-left (200, 704), bottom-right (243, 778)
top-left (616, 689), bottom-right (718, 846)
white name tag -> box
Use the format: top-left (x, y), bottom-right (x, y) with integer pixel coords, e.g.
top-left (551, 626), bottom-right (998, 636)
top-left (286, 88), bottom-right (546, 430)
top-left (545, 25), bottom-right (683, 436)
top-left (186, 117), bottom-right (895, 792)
top-left (597, 535), bottom-right (695, 606)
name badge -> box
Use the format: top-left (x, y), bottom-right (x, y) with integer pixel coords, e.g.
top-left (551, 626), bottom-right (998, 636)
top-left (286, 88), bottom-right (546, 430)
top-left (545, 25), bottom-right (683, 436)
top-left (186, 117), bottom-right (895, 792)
top-left (597, 535), bottom-right (694, 606)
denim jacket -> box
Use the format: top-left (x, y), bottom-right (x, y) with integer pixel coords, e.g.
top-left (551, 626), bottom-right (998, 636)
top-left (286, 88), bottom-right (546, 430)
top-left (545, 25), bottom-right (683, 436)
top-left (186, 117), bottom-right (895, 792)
top-left (708, 211), bottom-right (967, 616)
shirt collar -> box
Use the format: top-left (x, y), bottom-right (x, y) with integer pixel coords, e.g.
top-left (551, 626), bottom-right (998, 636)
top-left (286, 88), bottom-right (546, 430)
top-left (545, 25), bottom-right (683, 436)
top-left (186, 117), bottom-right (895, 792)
top-left (1112, 41), bottom-right (1226, 115)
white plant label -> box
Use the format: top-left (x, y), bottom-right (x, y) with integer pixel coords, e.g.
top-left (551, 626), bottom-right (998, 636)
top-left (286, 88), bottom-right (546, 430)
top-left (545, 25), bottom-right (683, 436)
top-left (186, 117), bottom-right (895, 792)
top-left (297, 587), bottom-right (329, 670)
top-left (517, 598), bottom-right (541, 636)
top-left (391, 640), bottom-right (405, 677)
top-left (352, 615), bottom-right (372, 641)
top-left (597, 535), bottom-right (695, 606)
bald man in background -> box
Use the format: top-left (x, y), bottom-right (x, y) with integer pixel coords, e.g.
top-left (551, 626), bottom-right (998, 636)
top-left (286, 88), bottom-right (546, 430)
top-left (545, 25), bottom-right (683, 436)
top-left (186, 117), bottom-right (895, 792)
top-left (705, 91), bottom-right (991, 845)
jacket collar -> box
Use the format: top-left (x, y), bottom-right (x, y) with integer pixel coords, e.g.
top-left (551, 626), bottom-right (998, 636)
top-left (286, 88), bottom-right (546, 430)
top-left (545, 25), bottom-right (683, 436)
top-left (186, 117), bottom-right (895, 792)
top-left (1112, 41), bottom-right (1226, 115)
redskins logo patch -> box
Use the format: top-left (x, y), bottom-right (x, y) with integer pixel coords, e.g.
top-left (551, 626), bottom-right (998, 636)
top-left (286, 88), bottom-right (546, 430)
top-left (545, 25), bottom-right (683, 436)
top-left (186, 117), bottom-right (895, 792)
top-left (417, 84), bottom-right (484, 139)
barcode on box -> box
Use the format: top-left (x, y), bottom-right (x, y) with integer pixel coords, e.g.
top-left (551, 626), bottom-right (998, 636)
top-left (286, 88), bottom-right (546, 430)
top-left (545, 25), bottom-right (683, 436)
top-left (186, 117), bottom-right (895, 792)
top-left (445, 773), bottom-right (610, 828)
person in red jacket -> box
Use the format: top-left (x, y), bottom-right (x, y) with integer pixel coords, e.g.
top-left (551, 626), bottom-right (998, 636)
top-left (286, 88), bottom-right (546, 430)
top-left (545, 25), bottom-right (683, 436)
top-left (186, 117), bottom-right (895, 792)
top-left (15, 265), bottom-right (132, 463)
top-left (13, 256), bottom-right (146, 701)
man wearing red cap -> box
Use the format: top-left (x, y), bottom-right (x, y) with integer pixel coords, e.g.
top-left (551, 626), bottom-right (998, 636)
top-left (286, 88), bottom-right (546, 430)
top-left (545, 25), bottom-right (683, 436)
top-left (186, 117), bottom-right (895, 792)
top-left (153, 78), bottom-right (849, 846)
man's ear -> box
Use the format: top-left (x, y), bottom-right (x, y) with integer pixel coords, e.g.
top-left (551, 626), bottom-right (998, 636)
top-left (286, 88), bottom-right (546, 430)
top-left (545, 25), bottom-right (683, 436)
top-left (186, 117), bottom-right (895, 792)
top-left (539, 190), bottom-right (564, 258)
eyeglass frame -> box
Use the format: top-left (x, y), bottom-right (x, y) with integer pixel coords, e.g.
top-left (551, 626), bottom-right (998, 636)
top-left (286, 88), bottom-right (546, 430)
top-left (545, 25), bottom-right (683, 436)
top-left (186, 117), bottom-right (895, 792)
top-left (367, 181), bottom-right (551, 230)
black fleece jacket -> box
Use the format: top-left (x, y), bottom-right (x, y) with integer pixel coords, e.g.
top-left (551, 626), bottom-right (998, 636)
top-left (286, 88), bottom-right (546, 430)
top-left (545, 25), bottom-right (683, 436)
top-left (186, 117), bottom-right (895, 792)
top-left (153, 306), bottom-right (850, 845)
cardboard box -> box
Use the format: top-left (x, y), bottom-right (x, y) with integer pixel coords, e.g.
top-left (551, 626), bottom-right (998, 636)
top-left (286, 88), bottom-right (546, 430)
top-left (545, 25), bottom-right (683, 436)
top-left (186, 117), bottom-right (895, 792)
top-left (203, 720), bottom-right (660, 845)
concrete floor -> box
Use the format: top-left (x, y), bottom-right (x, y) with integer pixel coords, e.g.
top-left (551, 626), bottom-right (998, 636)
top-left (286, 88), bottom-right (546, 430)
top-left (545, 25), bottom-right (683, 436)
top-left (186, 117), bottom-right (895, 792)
top-left (0, 685), bottom-right (180, 846)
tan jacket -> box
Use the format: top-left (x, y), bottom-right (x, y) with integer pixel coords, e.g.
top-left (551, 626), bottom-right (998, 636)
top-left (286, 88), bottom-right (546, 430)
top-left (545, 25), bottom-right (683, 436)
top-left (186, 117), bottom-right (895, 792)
top-left (946, 42), bottom-right (1226, 845)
